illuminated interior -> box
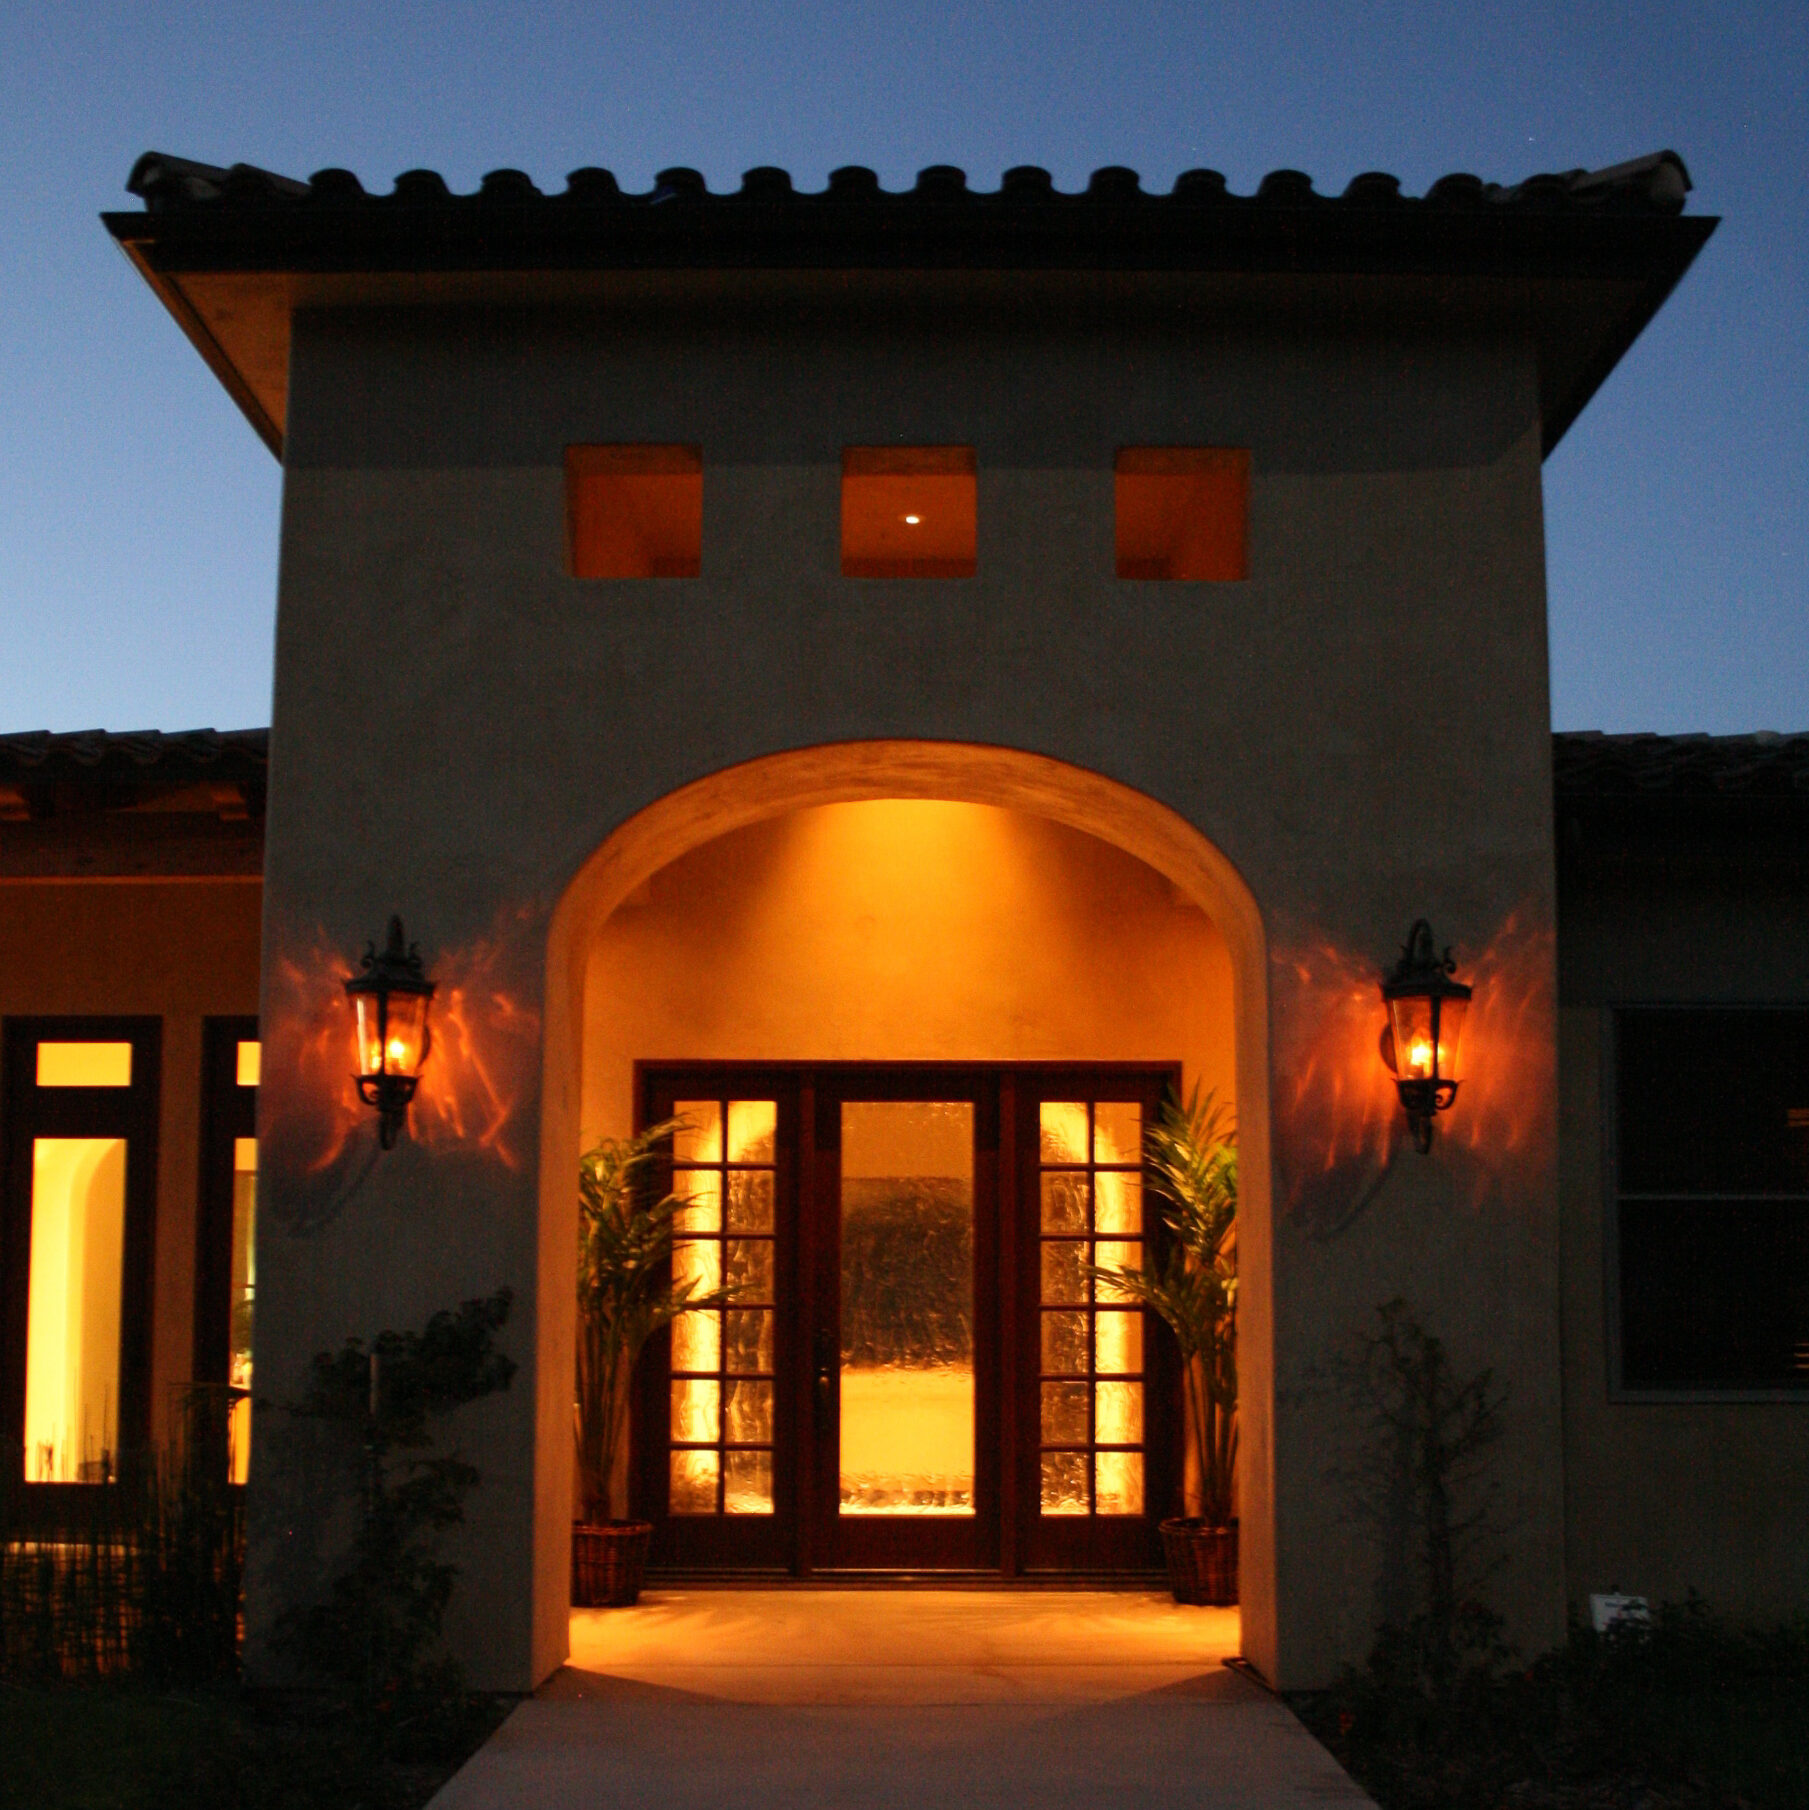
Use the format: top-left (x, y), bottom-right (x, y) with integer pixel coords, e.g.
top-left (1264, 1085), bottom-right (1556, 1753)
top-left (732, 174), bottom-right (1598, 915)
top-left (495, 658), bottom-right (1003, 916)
top-left (1038, 1099), bottom-right (1147, 1515)
top-left (24, 1137), bottom-right (127, 1481)
top-left (36, 1042), bottom-right (133, 1087)
top-left (565, 443), bottom-right (704, 578)
top-left (1114, 447), bottom-right (1250, 581)
top-left (842, 447), bottom-right (977, 577)
top-left (839, 1100), bottom-right (976, 1515)
top-left (583, 798), bottom-right (1236, 1539)
top-left (669, 1098), bottom-right (778, 1514)
top-left (352, 986), bottom-right (431, 1082)
top-left (228, 1133), bottom-right (257, 1485)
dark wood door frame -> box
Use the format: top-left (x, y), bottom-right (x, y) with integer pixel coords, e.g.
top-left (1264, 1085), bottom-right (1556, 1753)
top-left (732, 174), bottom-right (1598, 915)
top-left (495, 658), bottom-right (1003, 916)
top-left (632, 1059), bottom-right (1179, 1578)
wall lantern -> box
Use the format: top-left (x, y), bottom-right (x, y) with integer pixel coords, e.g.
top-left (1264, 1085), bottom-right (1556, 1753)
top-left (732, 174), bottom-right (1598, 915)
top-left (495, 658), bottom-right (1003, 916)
top-left (1380, 919), bottom-right (1472, 1154)
top-left (344, 916), bottom-right (435, 1149)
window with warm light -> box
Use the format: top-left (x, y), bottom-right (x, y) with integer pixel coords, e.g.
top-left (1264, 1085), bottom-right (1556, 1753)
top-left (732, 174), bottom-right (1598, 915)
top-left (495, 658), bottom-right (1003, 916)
top-left (3, 1021), bottom-right (160, 1483)
top-left (1037, 1099), bottom-right (1147, 1517)
top-left (1614, 1007), bottom-right (1809, 1393)
top-left (199, 1019), bottom-right (259, 1483)
top-left (667, 1099), bottom-right (778, 1515)
top-left (1115, 447), bottom-right (1250, 581)
top-left (565, 444), bottom-right (703, 578)
top-left (842, 447), bottom-right (977, 577)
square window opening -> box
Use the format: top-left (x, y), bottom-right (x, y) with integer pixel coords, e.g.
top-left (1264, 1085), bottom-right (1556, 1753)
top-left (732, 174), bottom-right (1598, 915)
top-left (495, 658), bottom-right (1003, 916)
top-left (842, 447), bottom-right (977, 578)
top-left (1115, 447), bottom-right (1249, 581)
top-left (566, 444), bottom-right (703, 578)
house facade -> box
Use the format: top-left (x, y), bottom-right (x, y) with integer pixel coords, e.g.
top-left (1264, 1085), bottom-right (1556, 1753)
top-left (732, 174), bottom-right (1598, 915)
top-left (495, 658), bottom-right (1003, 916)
top-left (4, 149), bottom-right (1802, 1696)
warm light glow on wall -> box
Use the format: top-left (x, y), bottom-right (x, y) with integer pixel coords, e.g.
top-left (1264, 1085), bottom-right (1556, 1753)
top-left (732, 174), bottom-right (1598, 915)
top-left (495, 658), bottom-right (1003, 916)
top-left (263, 910), bottom-right (540, 1180)
top-left (842, 447), bottom-right (977, 577)
top-left (24, 1137), bottom-right (126, 1482)
top-left (36, 1042), bottom-right (133, 1087)
top-left (1274, 909), bottom-right (1554, 1223)
top-left (582, 800), bottom-right (1237, 1144)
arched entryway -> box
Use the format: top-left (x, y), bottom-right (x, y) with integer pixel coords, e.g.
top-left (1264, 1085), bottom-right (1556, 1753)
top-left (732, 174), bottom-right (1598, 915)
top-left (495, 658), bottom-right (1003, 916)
top-left (538, 745), bottom-right (1274, 1666)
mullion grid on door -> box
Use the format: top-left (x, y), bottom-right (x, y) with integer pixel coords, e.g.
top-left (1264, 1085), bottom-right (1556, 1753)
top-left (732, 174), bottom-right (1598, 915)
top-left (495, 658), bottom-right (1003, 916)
top-left (668, 1098), bottom-right (777, 1515)
top-left (1037, 1098), bottom-right (1146, 1516)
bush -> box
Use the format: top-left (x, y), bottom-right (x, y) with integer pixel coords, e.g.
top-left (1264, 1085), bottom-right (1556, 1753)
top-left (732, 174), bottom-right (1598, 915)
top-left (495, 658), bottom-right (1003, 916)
top-left (1, 1391), bottom-right (243, 1686)
top-left (1298, 1600), bottom-right (1809, 1810)
top-left (274, 1289), bottom-right (515, 1757)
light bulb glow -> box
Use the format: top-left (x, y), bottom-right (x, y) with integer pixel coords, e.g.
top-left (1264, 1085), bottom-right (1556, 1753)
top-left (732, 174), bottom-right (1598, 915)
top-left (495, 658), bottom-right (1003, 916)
top-left (903, 514), bottom-right (921, 525)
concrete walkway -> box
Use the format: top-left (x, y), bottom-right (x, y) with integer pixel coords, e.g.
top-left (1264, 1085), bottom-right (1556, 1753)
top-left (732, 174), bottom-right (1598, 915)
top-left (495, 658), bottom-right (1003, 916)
top-left (430, 1590), bottom-right (1372, 1808)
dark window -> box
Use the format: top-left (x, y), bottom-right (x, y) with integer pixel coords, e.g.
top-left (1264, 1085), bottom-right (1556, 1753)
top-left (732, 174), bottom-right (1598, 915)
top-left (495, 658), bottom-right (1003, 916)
top-left (1614, 1008), bottom-right (1809, 1391)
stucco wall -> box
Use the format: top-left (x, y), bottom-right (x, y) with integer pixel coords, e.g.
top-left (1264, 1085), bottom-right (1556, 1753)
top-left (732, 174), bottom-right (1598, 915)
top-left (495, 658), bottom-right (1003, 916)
top-left (1557, 865), bottom-right (1809, 1620)
top-left (581, 801), bottom-right (1236, 1140)
top-left (0, 879), bottom-right (263, 1441)
top-left (253, 289), bottom-right (1561, 1690)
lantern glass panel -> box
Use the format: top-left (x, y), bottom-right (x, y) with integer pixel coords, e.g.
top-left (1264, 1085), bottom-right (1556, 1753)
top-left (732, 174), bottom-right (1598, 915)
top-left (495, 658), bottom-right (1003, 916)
top-left (378, 991), bottom-right (430, 1077)
top-left (352, 993), bottom-right (386, 1079)
top-left (1388, 994), bottom-right (1438, 1082)
top-left (1435, 994), bottom-right (1468, 1083)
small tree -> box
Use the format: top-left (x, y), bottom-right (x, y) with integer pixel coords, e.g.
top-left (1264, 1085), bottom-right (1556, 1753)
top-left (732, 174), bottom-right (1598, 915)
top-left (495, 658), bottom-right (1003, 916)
top-left (1093, 1086), bottom-right (1238, 1526)
top-left (575, 1122), bottom-right (731, 1524)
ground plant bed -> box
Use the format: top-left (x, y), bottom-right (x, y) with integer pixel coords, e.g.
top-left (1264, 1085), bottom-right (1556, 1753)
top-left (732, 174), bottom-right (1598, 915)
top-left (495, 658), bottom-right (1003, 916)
top-left (1288, 1605), bottom-right (1809, 1810)
top-left (0, 1684), bottom-right (507, 1810)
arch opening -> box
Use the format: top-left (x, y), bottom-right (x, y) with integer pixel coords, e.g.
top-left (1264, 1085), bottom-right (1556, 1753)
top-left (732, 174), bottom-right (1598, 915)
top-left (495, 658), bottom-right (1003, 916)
top-left (534, 744), bottom-right (1273, 1675)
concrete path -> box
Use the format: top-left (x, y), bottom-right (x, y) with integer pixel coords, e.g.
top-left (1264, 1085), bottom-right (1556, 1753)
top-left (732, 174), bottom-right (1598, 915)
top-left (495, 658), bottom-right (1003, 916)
top-left (430, 1590), bottom-right (1372, 1808)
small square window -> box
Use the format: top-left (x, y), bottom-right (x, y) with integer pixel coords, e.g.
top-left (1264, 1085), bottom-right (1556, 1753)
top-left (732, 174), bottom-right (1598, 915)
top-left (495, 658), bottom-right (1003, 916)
top-left (565, 445), bottom-right (702, 578)
top-left (1115, 447), bottom-right (1249, 581)
top-left (842, 447), bottom-right (976, 578)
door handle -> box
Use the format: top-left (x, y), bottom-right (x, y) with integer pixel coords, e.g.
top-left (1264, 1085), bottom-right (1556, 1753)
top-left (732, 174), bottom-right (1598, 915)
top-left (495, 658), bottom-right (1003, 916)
top-left (813, 1328), bottom-right (836, 1423)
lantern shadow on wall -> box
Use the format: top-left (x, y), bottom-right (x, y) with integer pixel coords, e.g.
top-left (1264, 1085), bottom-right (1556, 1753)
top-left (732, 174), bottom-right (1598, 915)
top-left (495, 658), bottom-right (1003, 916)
top-left (261, 909), bottom-right (542, 1207)
top-left (1275, 907), bottom-right (1551, 1237)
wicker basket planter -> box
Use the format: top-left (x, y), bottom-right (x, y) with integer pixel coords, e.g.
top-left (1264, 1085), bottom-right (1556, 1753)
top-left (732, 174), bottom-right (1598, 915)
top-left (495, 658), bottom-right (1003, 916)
top-left (1160, 1517), bottom-right (1238, 1605)
top-left (571, 1520), bottom-right (653, 1607)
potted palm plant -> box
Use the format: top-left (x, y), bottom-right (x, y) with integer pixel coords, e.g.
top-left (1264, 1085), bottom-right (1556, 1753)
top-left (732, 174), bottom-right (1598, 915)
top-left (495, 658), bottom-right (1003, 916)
top-left (573, 1118), bottom-right (730, 1607)
top-left (1093, 1085), bottom-right (1238, 1604)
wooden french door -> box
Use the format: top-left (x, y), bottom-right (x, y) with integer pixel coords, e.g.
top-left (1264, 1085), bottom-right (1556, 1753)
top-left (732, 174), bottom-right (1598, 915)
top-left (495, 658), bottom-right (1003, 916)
top-left (634, 1063), bottom-right (1178, 1575)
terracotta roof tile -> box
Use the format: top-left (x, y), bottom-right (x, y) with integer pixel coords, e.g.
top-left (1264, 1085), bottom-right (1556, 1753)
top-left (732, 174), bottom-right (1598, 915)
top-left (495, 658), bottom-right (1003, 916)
top-left (119, 150), bottom-right (1696, 218)
top-left (1552, 730), bottom-right (1809, 799)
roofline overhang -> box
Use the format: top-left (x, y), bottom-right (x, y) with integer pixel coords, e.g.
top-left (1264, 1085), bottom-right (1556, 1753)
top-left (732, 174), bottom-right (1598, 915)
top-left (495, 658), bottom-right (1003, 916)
top-left (101, 154), bottom-right (1717, 462)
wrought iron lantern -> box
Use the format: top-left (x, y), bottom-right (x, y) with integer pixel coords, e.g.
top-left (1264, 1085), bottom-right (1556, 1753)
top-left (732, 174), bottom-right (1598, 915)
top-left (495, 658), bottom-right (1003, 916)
top-left (344, 916), bottom-right (435, 1149)
top-left (1380, 919), bottom-right (1471, 1154)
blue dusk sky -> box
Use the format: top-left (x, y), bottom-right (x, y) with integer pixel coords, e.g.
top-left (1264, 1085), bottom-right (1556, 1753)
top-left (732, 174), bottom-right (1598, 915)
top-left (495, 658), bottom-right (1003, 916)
top-left (0, 1), bottom-right (1802, 736)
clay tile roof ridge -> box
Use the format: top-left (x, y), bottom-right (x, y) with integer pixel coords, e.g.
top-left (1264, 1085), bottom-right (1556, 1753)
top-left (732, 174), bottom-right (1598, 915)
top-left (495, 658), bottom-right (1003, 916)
top-left (117, 151), bottom-right (1697, 215)
top-left (0, 726), bottom-right (269, 779)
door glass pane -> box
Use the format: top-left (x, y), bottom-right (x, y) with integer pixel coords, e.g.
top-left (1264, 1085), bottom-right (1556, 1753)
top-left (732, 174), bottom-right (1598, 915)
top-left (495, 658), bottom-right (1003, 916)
top-left (36, 1043), bottom-right (132, 1087)
top-left (839, 1100), bottom-right (975, 1516)
top-left (229, 1137), bottom-right (257, 1485)
top-left (24, 1138), bottom-right (127, 1482)
top-left (667, 1099), bottom-right (776, 1515)
top-left (1038, 1098), bottom-right (1149, 1517)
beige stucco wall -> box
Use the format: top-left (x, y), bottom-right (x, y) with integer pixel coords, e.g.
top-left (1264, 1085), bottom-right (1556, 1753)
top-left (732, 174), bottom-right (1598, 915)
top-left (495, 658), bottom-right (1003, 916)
top-left (0, 879), bottom-right (263, 1441)
top-left (581, 801), bottom-right (1235, 1141)
top-left (251, 288), bottom-right (1562, 1691)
